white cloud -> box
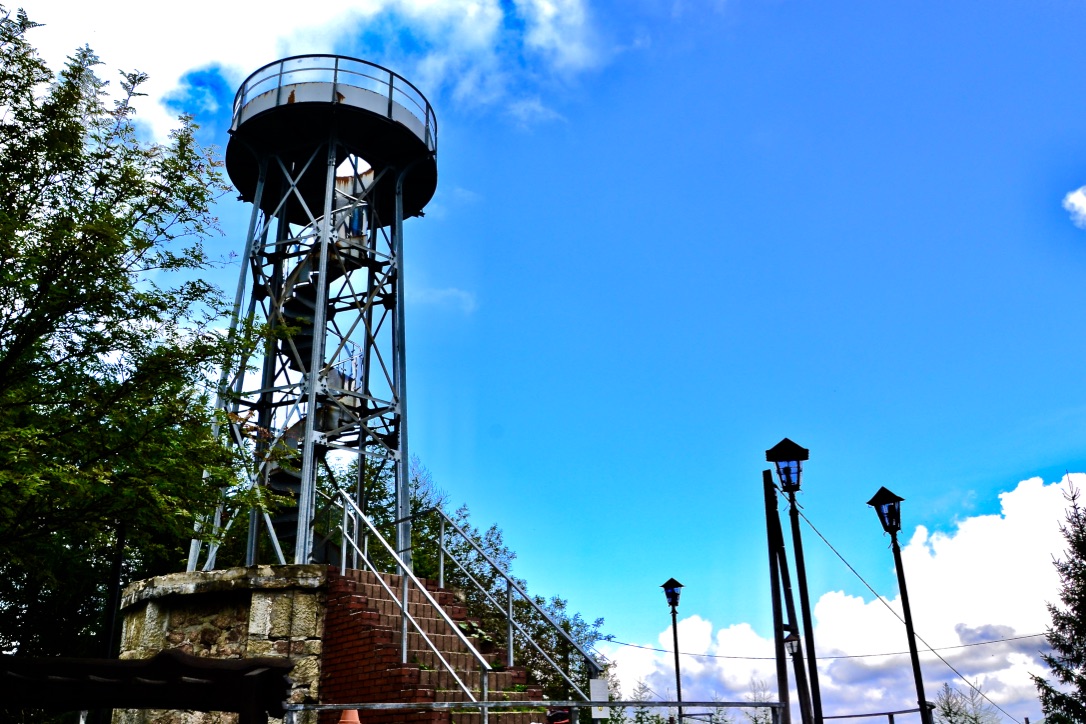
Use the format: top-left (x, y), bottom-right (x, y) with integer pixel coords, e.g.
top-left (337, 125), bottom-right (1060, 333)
top-left (602, 474), bottom-right (1076, 722)
top-left (408, 286), bottom-right (478, 313)
top-left (514, 0), bottom-right (599, 72)
top-left (21, 0), bottom-right (598, 139)
top-left (1063, 186), bottom-right (1086, 229)
top-left (507, 96), bottom-right (567, 126)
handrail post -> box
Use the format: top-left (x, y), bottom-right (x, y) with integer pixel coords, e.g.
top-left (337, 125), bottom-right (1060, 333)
top-left (332, 57), bottom-right (339, 103)
top-left (340, 504), bottom-right (348, 575)
top-left (438, 518), bottom-right (446, 589)
top-left (387, 71), bottom-right (395, 118)
top-left (482, 673), bottom-right (489, 724)
top-left (401, 573), bottom-right (410, 664)
top-left (506, 579), bottom-right (515, 669)
top-left (275, 61), bottom-right (284, 106)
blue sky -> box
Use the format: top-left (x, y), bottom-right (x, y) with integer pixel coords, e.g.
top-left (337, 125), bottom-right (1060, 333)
top-left (25, 1), bottom-right (1086, 720)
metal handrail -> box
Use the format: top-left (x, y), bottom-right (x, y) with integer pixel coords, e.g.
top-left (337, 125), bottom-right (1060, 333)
top-left (429, 507), bottom-right (605, 685)
top-left (327, 496), bottom-right (605, 707)
top-left (232, 54), bottom-right (438, 153)
top-left (334, 491), bottom-right (491, 707)
top-left (825, 704), bottom-right (933, 721)
top-left (283, 699), bottom-right (785, 724)
top-left (441, 538), bottom-right (590, 700)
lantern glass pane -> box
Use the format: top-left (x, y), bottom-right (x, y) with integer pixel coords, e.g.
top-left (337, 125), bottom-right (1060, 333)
top-left (776, 460), bottom-right (801, 491)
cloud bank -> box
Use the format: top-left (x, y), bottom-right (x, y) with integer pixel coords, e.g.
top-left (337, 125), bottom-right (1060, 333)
top-left (22, 0), bottom-right (602, 138)
top-left (601, 475), bottom-right (1076, 723)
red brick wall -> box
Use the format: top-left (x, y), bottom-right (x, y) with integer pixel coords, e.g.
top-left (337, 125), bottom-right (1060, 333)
top-left (319, 570), bottom-right (445, 724)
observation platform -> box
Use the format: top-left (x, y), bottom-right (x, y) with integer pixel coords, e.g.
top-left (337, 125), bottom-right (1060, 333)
top-left (225, 55), bottom-right (438, 224)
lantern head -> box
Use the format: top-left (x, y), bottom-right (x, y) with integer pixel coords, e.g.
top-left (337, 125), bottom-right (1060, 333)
top-left (661, 578), bottom-right (683, 608)
top-left (765, 438), bottom-right (809, 493)
top-left (867, 486), bottom-right (905, 535)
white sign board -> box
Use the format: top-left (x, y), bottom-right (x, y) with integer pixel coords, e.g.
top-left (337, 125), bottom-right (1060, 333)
top-left (590, 678), bottom-right (610, 719)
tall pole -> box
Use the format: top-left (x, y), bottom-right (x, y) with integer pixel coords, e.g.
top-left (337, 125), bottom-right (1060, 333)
top-left (763, 471), bottom-right (791, 724)
top-left (890, 531), bottom-right (932, 724)
top-left (393, 165), bottom-right (412, 572)
top-left (787, 491), bottom-right (823, 724)
top-left (670, 603), bottom-right (683, 724)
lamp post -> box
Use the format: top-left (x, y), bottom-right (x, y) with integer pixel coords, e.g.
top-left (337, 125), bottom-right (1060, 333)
top-left (784, 631), bottom-right (812, 724)
top-left (766, 438), bottom-right (823, 724)
top-left (662, 578), bottom-right (684, 724)
top-left (867, 487), bottom-right (932, 724)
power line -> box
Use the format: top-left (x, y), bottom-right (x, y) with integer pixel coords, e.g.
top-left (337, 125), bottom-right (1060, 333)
top-left (603, 632), bottom-right (1045, 661)
top-left (797, 508), bottom-right (1023, 724)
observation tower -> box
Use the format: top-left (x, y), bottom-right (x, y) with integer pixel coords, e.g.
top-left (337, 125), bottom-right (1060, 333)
top-left (187, 55), bottom-right (437, 571)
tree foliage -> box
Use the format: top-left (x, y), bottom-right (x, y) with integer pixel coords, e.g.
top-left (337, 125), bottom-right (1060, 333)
top-left (933, 682), bottom-right (998, 724)
top-left (630, 679), bottom-right (666, 724)
top-left (0, 5), bottom-right (234, 661)
top-left (1032, 484), bottom-right (1086, 723)
top-left (742, 677), bottom-right (773, 724)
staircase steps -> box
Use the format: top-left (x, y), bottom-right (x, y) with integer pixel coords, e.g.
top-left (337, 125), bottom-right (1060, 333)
top-left (319, 568), bottom-right (547, 724)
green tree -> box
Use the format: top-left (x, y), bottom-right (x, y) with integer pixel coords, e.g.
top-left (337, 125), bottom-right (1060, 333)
top-left (709, 693), bottom-right (735, 724)
top-left (0, 3), bottom-right (233, 671)
top-left (631, 679), bottom-right (664, 724)
top-left (742, 677), bottom-right (772, 724)
top-left (603, 661), bottom-right (628, 724)
top-left (933, 682), bottom-right (998, 724)
top-left (1032, 484), bottom-right (1086, 723)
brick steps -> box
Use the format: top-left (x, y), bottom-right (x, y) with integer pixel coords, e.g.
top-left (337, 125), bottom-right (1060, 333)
top-left (319, 568), bottom-right (543, 724)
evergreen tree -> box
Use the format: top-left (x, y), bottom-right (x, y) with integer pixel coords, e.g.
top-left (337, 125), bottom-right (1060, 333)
top-left (1032, 484), bottom-right (1086, 723)
top-left (630, 679), bottom-right (657, 724)
top-left (742, 678), bottom-right (772, 724)
top-left (933, 682), bottom-right (998, 724)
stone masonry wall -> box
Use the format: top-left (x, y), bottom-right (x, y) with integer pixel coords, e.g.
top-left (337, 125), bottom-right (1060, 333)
top-left (114, 565), bottom-right (328, 724)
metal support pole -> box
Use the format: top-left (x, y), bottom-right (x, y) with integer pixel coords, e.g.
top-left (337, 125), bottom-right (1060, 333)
top-left (507, 579), bottom-right (515, 668)
top-left (764, 471), bottom-right (791, 724)
top-left (789, 644), bottom-right (813, 724)
top-left (787, 492), bottom-right (823, 724)
top-left (438, 518), bottom-right (446, 589)
top-left (401, 572), bottom-right (410, 664)
top-left (890, 532), bottom-right (931, 724)
top-left (393, 166), bottom-right (412, 572)
top-left (295, 140), bottom-right (338, 565)
top-left (670, 604), bottom-right (683, 724)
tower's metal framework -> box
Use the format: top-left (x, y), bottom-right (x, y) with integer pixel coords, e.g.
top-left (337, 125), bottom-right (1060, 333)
top-left (187, 55), bottom-right (437, 571)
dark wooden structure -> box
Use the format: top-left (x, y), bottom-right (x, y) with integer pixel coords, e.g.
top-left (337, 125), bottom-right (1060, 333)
top-left (0, 648), bottom-right (294, 723)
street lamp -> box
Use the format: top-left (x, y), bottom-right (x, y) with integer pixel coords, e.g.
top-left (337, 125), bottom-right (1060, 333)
top-left (783, 630), bottom-right (813, 724)
top-left (867, 487), bottom-right (932, 724)
top-left (766, 439), bottom-right (822, 724)
top-left (661, 578), bottom-right (684, 724)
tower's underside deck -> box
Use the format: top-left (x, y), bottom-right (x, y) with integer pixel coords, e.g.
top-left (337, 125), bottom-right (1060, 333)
top-left (226, 81), bottom-right (437, 224)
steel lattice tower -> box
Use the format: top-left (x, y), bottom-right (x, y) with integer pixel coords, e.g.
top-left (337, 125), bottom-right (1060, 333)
top-left (187, 56), bottom-right (437, 571)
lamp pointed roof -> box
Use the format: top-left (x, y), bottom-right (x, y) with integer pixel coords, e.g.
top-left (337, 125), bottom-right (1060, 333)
top-left (866, 487), bottom-right (904, 508)
top-left (765, 438), bottom-right (809, 463)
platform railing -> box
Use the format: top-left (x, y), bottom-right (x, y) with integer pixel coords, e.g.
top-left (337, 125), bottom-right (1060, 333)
top-left (232, 54), bottom-right (437, 153)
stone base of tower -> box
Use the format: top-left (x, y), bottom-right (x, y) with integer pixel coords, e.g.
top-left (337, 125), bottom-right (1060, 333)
top-left (114, 566), bottom-right (544, 724)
